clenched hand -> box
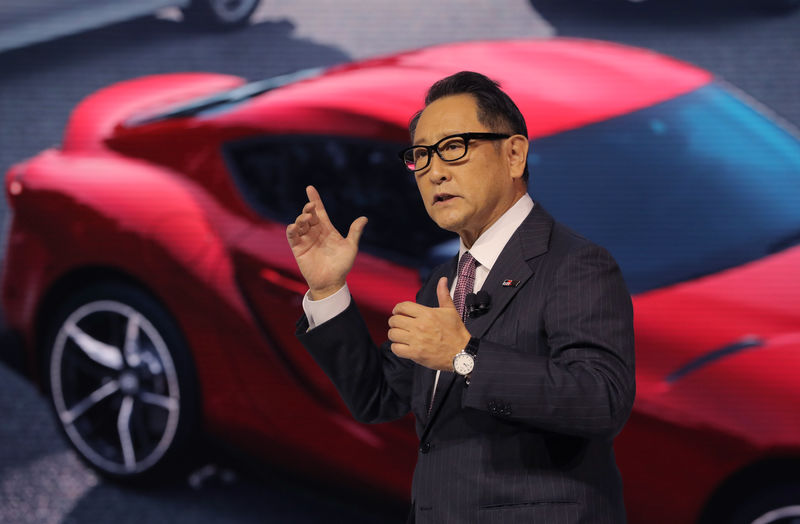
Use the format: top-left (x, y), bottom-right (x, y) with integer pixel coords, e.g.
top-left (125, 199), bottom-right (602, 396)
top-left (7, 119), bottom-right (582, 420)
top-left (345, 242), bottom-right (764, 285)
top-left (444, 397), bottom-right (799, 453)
top-left (388, 277), bottom-right (471, 370)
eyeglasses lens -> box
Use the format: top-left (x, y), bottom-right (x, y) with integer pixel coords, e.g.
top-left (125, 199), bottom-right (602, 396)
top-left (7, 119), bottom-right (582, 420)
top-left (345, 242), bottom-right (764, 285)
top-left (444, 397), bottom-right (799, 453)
top-left (404, 148), bottom-right (426, 171)
top-left (438, 137), bottom-right (466, 161)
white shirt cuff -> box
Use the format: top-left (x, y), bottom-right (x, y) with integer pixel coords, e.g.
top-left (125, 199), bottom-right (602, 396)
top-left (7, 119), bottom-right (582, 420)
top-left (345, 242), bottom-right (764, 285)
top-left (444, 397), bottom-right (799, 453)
top-left (302, 284), bottom-right (352, 330)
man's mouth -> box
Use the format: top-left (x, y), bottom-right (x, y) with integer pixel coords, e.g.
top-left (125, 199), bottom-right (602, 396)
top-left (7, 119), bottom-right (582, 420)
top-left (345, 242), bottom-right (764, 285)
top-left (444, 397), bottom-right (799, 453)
top-left (433, 193), bottom-right (457, 204)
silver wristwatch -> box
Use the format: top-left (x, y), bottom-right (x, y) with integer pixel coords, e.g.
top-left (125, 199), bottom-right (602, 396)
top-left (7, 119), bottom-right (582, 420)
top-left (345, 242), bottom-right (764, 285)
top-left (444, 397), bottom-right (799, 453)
top-left (453, 337), bottom-right (480, 376)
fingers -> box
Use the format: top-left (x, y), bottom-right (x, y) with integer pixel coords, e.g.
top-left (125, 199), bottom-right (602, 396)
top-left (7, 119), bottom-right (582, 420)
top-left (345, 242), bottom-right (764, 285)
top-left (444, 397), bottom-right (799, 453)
top-left (306, 185), bottom-right (331, 220)
top-left (390, 342), bottom-right (412, 359)
top-left (306, 185), bottom-right (322, 204)
top-left (388, 320), bottom-right (413, 359)
top-left (388, 313), bottom-right (414, 330)
top-left (436, 277), bottom-right (456, 309)
top-left (287, 212), bottom-right (314, 243)
top-left (392, 301), bottom-right (427, 317)
top-left (286, 223), bottom-right (297, 241)
top-left (388, 312), bottom-right (414, 359)
top-left (347, 216), bottom-right (368, 246)
top-left (301, 201), bottom-right (320, 225)
top-left (388, 327), bottom-right (409, 344)
top-left (296, 201), bottom-right (322, 234)
top-left (286, 220), bottom-right (309, 243)
top-left (287, 197), bottom-right (325, 242)
top-left (297, 209), bottom-right (315, 231)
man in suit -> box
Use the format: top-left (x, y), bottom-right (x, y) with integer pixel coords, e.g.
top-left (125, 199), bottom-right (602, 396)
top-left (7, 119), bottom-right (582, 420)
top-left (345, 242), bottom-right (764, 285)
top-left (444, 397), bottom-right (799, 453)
top-left (286, 71), bottom-right (635, 523)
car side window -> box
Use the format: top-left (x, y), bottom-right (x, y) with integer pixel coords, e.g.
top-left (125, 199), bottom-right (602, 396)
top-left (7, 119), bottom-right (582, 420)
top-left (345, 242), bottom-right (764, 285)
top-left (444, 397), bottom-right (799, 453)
top-left (224, 136), bottom-right (455, 265)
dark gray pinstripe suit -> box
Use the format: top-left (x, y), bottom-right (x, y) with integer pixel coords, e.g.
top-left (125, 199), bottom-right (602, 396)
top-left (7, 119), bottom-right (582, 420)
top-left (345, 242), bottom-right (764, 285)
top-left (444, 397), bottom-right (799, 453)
top-left (297, 203), bottom-right (635, 523)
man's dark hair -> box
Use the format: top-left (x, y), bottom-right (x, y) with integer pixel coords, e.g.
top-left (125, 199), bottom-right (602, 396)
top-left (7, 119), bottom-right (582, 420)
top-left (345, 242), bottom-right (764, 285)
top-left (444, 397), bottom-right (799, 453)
top-left (409, 71), bottom-right (529, 182)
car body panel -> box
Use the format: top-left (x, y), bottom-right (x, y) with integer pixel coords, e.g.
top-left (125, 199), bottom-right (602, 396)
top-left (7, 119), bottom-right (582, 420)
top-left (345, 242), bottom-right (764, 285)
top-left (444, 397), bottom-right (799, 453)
top-left (617, 246), bottom-right (800, 522)
top-left (633, 245), bottom-right (800, 385)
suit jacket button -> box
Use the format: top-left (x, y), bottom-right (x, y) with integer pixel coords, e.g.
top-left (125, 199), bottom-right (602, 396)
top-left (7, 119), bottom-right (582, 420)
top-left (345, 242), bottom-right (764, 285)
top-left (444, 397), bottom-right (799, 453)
top-left (420, 442), bottom-right (431, 454)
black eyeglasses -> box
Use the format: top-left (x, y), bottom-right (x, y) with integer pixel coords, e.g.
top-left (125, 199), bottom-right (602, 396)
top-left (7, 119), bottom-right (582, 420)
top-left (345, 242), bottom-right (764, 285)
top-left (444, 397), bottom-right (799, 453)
top-left (398, 132), bottom-right (511, 172)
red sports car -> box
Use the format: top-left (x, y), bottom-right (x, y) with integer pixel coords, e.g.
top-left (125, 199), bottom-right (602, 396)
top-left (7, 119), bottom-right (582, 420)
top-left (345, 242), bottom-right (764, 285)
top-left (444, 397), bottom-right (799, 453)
top-left (3, 39), bottom-right (800, 524)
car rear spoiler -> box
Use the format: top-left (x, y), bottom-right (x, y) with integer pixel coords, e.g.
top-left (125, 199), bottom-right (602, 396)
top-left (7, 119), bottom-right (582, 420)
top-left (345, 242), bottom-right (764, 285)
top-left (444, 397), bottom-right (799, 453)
top-left (124, 66), bottom-right (325, 127)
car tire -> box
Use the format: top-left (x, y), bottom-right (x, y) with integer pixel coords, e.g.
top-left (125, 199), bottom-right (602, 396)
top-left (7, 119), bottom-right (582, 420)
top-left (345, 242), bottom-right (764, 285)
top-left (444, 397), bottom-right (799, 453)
top-left (43, 281), bottom-right (201, 483)
top-left (724, 484), bottom-right (800, 524)
top-left (181, 0), bottom-right (261, 29)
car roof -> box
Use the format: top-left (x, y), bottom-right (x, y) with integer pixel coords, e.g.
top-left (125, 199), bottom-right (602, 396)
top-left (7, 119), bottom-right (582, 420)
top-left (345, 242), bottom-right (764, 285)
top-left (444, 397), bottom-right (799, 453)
top-left (222, 38), bottom-right (713, 140)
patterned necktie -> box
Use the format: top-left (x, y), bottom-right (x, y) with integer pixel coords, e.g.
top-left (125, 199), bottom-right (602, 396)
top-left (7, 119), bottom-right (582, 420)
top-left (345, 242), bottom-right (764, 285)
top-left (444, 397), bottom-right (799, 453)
top-left (429, 252), bottom-right (477, 415)
top-left (453, 252), bottom-right (477, 321)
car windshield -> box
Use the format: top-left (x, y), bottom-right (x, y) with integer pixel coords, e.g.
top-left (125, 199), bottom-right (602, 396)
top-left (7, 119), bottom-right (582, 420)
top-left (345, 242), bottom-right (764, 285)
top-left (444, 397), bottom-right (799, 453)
top-left (528, 83), bottom-right (800, 294)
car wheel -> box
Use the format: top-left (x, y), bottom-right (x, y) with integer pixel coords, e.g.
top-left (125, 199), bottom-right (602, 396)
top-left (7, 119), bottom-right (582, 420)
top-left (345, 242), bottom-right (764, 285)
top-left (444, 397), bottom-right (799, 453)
top-left (44, 281), bottom-right (200, 481)
top-left (725, 484), bottom-right (800, 524)
top-left (181, 0), bottom-right (261, 28)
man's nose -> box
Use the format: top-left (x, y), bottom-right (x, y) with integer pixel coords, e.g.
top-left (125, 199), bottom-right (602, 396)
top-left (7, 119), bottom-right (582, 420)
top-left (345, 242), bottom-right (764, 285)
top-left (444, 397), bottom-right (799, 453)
top-left (427, 155), bottom-right (451, 184)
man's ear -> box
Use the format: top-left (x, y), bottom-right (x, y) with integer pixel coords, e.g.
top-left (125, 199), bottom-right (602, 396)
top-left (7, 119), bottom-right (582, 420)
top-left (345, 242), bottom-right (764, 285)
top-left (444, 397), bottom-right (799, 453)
top-left (506, 135), bottom-right (529, 180)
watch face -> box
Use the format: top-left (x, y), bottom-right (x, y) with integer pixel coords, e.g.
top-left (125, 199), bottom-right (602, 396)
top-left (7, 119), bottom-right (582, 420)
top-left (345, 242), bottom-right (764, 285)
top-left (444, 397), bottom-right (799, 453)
top-left (453, 353), bottom-right (474, 376)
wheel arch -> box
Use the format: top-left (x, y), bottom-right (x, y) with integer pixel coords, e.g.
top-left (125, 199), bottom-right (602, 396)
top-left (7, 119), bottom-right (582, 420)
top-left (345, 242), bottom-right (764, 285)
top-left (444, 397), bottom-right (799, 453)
top-left (698, 455), bottom-right (800, 523)
top-left (35, 264), bottom-right (209, 480)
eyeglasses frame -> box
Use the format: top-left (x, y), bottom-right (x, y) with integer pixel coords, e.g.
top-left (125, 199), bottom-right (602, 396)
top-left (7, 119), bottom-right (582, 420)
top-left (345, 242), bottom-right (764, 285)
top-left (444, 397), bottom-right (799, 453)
top-left (398, 132), bottom-right (511, 172)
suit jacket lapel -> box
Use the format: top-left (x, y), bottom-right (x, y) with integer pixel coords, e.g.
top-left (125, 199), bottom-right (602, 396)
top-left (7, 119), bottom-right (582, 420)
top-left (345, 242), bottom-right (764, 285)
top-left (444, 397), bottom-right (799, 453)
top-left (467, 202), bottom-right (553, 337)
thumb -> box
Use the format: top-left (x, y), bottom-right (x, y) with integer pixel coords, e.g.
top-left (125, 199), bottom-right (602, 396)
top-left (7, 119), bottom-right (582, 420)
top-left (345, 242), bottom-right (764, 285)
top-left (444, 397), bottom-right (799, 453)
top-left (436, 277), bottom-right (456, 309)
top-left (346, 216), bottom-right (368, 246)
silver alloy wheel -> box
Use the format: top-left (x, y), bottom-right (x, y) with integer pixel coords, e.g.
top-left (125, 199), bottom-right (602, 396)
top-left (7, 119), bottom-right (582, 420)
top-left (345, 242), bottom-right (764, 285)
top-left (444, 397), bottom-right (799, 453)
top-left (205, 0), bottom-right (260, 23)
top-left (50, 300), bottom-right (181, 475)
top-left (751, 505), bottom-right (800, 524)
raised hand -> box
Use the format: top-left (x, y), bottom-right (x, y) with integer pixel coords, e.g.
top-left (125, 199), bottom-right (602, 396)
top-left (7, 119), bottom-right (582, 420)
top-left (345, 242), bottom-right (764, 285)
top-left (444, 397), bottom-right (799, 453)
top-left (286, 185), bottom-right (368, 300)
top-left (387, 277), bottom-right (472, 370)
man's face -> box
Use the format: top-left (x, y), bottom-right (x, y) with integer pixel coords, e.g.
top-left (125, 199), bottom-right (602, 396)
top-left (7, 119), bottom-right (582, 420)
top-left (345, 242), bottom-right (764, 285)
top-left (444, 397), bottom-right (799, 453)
top-left (412, 94), bottom-right (523, 246)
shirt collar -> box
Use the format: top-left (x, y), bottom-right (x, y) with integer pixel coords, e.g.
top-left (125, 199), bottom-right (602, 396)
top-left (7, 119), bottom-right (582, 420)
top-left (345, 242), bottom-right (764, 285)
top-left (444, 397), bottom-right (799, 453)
top-left (459, 194), bottom-right (534, 271)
